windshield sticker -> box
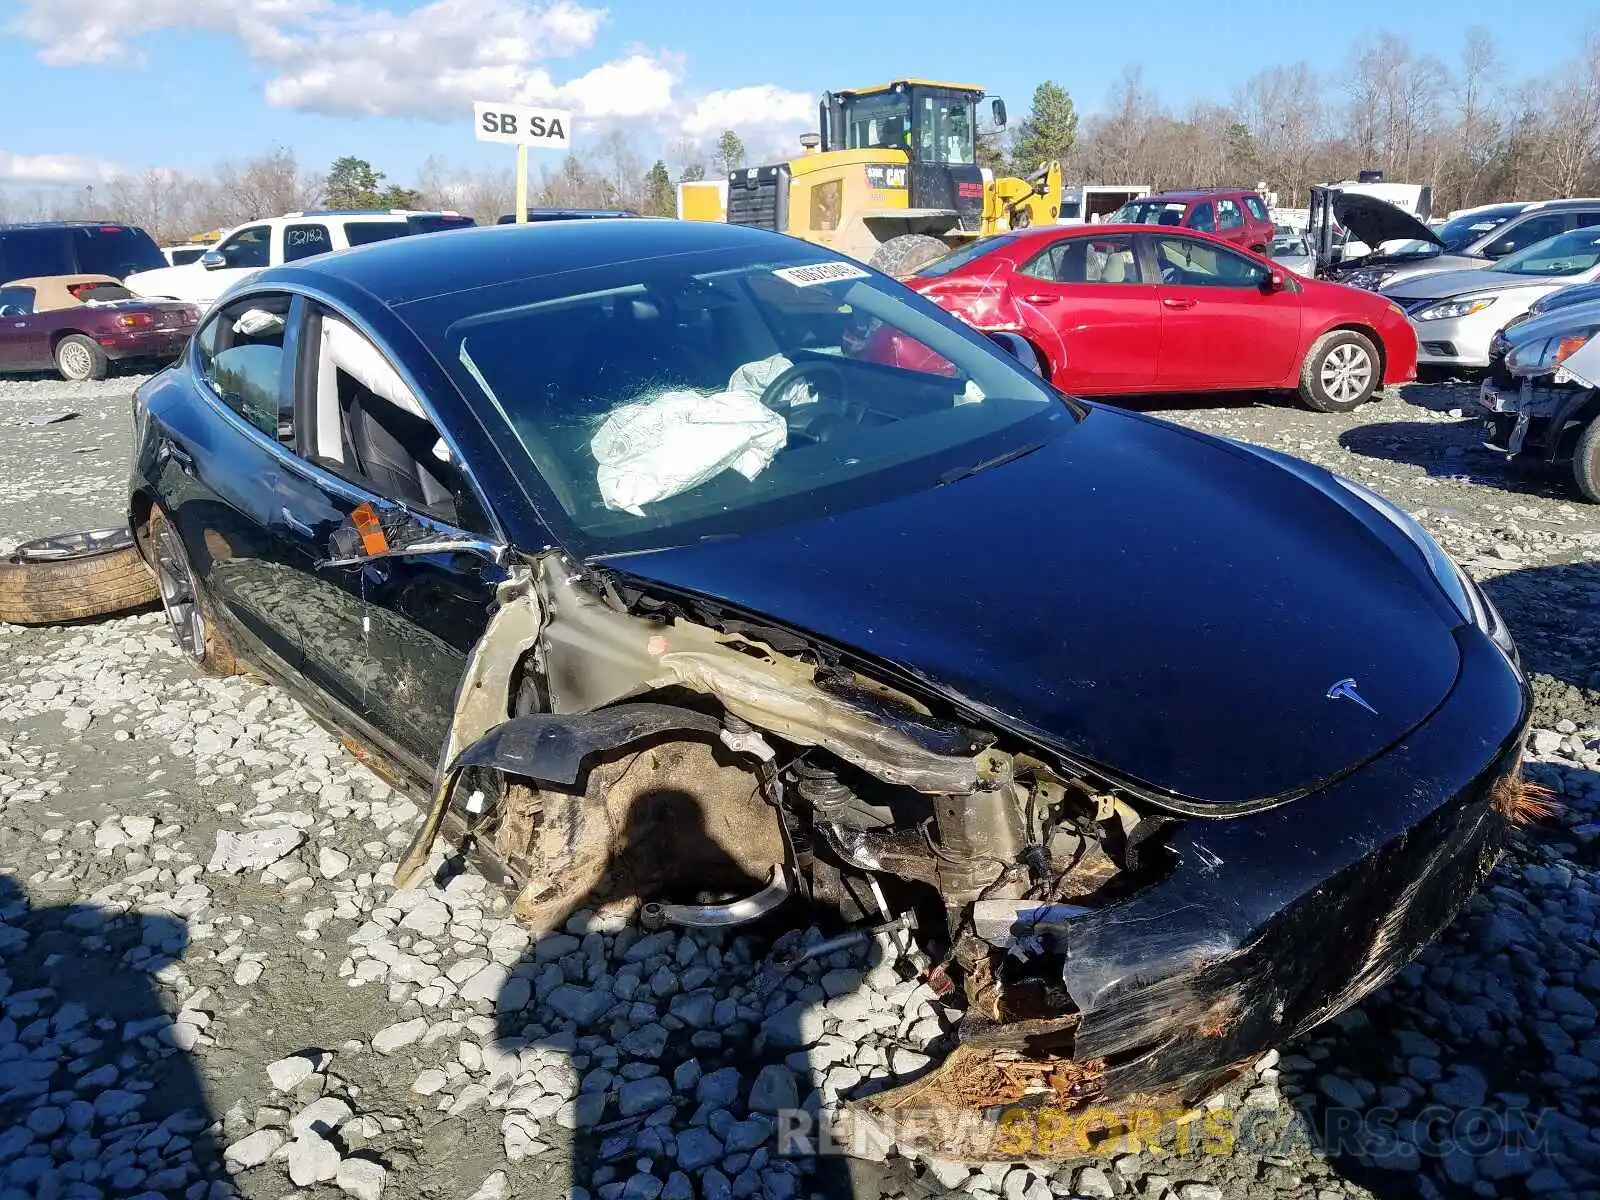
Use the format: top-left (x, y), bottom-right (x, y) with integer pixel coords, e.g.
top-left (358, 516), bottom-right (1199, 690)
top-left (773, 263), bottom-right (871, 288)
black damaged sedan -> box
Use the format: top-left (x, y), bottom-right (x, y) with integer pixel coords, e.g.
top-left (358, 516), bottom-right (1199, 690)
top-left (127, 218), bottom-right (1530, 1144)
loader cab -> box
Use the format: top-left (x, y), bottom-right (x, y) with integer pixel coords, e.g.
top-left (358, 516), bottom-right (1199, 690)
top-left (727, 78), bottom-right (1006, 274)
top-left (825, 81), bottom-right (989, 168)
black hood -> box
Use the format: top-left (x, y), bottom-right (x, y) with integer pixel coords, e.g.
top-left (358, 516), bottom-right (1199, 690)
top-left (1335, 192), bottom-right (1444, 251)
top-left (597, 409), bottom-right (1464, 812)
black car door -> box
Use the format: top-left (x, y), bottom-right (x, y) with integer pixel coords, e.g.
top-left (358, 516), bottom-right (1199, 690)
top-left (157, 292), bottom-right (307, 672)
top-left (278, 301), bottom-right (505, 771)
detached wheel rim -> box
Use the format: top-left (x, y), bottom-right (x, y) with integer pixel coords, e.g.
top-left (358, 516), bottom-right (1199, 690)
top-left (1321, 343), bottom-right (1373, 404)
top-left (57, 340), bottom-right (93, 380)
top-left (14, 528), bottom-right (132, 563)
top-left (152, 521), bottom-right (205, 661)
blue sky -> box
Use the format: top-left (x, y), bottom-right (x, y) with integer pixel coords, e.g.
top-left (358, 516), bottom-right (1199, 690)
top-left (0, 0), bottom-right (1584, 188)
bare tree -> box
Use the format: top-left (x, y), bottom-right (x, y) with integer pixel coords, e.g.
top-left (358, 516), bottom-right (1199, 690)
top-left (1529, 28), bottom-right (1600, 196)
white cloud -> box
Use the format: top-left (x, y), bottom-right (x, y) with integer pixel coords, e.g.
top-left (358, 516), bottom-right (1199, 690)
top-left (0, 151), bottom-right (118, 184)
top-left (681, 85), bottom-right (815, 139)
top-left (11, 0), bottom-right (813, 144)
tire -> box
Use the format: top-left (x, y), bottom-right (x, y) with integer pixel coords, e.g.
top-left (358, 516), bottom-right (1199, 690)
top-left (54, 334), bottom-right (109, 382)
top-left (1573, 418), bottom-right (1600, 503)
top-left (868, 233), bottom-right (950, 278)
top-left (0, 529), bottom-right (160, 626)
top-left (1299, 329), bottom-right (1381, 413)
top-left (146, 509), bottom-right (240, 676)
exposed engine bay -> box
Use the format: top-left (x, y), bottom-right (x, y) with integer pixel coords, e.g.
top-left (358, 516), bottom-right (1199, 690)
top-left (388, 554), bottom-right (1185, 1127)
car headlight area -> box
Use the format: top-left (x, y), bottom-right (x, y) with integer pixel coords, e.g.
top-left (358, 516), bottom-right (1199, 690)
top-left (1412, 295), bottom-right (1497, 322)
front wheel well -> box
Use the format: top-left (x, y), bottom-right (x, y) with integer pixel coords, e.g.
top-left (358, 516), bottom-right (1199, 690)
top-left (1319, 323), bottom-right (1386, 381)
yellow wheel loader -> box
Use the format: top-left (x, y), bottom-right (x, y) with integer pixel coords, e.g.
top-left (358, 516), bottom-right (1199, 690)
top-left (722, 80), bottom-right (1061, 275)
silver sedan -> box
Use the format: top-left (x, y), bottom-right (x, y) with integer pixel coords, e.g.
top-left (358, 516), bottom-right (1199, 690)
top-left (1381, 228), bottom-right (1600, 369)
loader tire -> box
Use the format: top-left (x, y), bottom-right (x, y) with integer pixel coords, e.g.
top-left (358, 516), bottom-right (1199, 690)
top-left (0, 529), bottom-right (159, 626)
top-left (869, 233), bottom-right (950, 278)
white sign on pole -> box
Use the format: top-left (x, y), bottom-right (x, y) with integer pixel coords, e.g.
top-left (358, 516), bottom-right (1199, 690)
top-left (472, 101), bottom-right (572, 149)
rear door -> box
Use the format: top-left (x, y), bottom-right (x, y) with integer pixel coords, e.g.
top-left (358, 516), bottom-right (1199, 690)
top-left (1147, 234), bottom-right (1303, 390)
top-left (1009, 233), bottom-right (1159, 390)
top-left (162, 293), bottom-right (306, 670)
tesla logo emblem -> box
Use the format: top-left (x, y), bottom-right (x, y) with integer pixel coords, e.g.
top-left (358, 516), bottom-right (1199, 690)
top-left (1326, 678), bottom-right (1378, 715)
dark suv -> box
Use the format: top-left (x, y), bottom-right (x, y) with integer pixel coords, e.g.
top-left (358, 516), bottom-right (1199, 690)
top-left (1113, 189), bottom-right (1276, 253)
top-left (0, 222), bottom-right (166, 282)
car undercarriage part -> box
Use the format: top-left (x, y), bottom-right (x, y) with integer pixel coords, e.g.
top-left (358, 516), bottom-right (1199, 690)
top-left (0, 527), bottom-right (161, 627)
top-left (769, 910), bottom-right (919, 970)
top-left (639, 865), bottom-right (793, 930)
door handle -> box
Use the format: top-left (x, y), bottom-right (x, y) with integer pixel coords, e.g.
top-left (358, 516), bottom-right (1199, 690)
top-left (1020, 294), bottom-right (1062, 305)
top-left (1162, 297), bottom-right (1197, 310)
top-left (162, 442), bottom-right (195, 474)
top-left (279, 507), bottom-right (316, 538)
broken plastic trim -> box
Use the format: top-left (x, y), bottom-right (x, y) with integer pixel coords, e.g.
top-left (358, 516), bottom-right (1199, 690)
top-left (638, 865), bottom-right (793, 930)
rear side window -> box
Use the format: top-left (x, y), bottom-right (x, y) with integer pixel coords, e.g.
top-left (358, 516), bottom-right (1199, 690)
top-left (1244, 195), bottom-right (1269, 222)
top-left (195, 296), bottom-right (295, 446)
top-left (406, 215), bottom-right (475, 234)
top-left (344, 222), bottom-right (407, 247)
top-left (0, 228), bottom-right (74, 278)
top-left (70, 282), bottom-right (134, 303)
top-left (72, 225), bottom-right (165, 277)
top-left (283, 223), bottom-right (333, 262)
top-left (1019, 235), bottom-right (1141, 284)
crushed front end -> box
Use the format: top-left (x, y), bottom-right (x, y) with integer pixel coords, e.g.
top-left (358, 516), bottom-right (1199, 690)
top-left (393, 556), bottom-right (1530, 1160)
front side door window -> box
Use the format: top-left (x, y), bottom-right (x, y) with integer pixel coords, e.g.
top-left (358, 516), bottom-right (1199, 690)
top-left (215, 226), bottom-right (272, 270)
top-left (1217, 199), bottom-right (1244, 232)
top-left (1186, 203), bottom-right (1216, 234)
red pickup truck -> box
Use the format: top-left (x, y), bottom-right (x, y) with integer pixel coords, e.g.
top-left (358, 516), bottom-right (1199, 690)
top-left (0, 274), bottom-right (198, 381)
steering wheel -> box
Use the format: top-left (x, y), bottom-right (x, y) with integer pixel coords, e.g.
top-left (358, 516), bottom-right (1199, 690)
top-left (758, 357), bottom-right (844, 411)
top-left (1161, 262), bottom-right (1184, 284)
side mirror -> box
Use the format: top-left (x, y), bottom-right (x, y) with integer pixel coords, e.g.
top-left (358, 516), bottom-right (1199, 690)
top-left (200, 250), bottom-right (227, 270)
top-left (1264, 269), bottom-right (1286, 293)
top-left (991, 98), bottom-right (1007, 128)
top-left (1484, 239), bottom-right (1515, 259)
top-left (986, 331), bottom-right (1042, 375)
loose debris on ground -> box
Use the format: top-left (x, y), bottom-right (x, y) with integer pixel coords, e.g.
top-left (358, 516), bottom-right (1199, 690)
top-left (1, 372), bottom-right (1598, 1200)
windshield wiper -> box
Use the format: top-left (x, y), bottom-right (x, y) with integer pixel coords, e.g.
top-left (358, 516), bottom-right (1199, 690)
top-left (936, 440), bottom-right (1046, 487)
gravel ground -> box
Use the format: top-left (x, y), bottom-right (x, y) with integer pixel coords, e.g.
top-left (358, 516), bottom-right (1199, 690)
top-left (1, 372), bottom-right (1598, 1200)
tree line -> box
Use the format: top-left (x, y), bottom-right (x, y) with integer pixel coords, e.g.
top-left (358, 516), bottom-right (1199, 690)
top-left (2, 25), bottom-right (1595, 242)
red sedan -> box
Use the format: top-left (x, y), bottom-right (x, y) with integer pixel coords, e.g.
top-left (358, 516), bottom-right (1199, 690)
top-left (905, 225), bottom-right (1418, 412)
top-left (0, 275), bottom-right (198, 381)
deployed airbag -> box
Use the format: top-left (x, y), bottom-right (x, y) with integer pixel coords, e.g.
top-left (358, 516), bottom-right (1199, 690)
top-left (590, 355), bottom-right (807, 515)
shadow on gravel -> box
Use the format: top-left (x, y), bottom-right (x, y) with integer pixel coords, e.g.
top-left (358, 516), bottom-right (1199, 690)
top-left (491, 788), bottom-right (869, 1199)
top-left (1338, 419), bottom-right (1576, 499)
top-left (0, 874), bottom-right (223, 1196)
top-left (1483, 561), bottom-right (1600, 700)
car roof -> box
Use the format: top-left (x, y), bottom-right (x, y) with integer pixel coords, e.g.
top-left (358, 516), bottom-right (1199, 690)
top-left (0, 221), bottom-right (139, 231)
top-left (1, 274), bottom-right (124, 311)
top-left (1134, 189), bottom-right (1254, 203)
top-left (254, 218), bottom-right (809, 308)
